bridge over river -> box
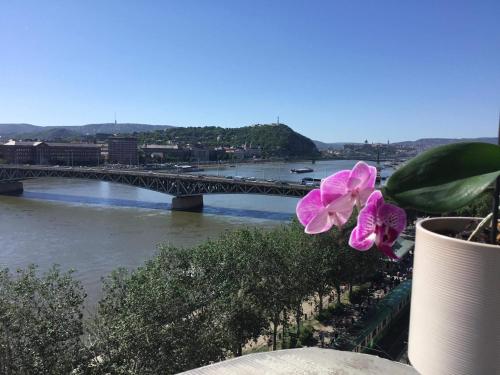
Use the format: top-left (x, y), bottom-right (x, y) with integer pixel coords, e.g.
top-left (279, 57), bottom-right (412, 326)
top-left (0, 165), bottom-right (313, 210)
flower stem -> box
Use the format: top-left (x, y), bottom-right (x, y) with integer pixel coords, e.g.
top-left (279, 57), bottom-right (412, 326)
top-left (490, 178), bottom-right (500, 244)
top-left (468, 212), bottom-right (493, 241)
top-left (492, 116), bottom-right (500, 245)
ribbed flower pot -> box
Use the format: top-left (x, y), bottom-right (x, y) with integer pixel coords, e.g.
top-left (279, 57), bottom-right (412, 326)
top-left (408, 217), bottom-right (500, 375)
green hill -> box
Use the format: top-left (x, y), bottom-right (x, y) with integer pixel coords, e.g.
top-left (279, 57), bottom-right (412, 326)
top-left (137, 124), bottom-right (319, 158)
top-left (0, 124), bottom-right (41, 137)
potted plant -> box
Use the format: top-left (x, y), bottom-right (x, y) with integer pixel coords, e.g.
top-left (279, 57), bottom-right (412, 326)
top-left (385, 142), bottom-right (500, 375)
top-left (296, 142), bottom-right (500, 375)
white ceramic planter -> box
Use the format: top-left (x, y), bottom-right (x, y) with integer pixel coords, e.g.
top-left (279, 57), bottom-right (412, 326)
top-left (408, 217), bottom-right (500, 375)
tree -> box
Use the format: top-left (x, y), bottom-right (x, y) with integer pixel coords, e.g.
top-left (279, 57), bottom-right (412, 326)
top-left (256, 228), bottom-right (294, 350)
top-left (84, 221), bottom-right (384, 372)
top-left (287, 219), bottom-right (337, 311)
top-left (86, 246), bottom-right (227, 374)
top-left (193, 230), bottom-right (269, 356)
top-left (289, 217), bottom-right (381, 308)
top-left (320, 217), bottom-right (381, 306)
top-left (281, 222), bottom-right (317, 340)
top-left (0, 265), bottom-right (86, 375)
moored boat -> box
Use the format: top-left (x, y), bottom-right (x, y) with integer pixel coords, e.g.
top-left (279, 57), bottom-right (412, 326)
top-left (290, 167), bottom-right (314, 174)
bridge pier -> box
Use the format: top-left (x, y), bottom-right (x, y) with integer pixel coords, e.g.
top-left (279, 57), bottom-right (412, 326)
top-left (0, 181), bottom-right (24, 195)
top-left (171, 195), bottom-right (204, 211)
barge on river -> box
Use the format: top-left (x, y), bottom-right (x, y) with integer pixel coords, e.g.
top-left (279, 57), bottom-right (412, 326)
top-left (290, 167), bottom-right (314, 174)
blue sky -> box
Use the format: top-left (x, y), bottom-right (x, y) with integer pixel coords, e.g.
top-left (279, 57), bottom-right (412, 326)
top-left (0, 1), bottom-right (499, 142)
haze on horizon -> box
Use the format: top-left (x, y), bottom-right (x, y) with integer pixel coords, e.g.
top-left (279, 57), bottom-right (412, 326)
top-left (1, 1), bottom-right (499, 143)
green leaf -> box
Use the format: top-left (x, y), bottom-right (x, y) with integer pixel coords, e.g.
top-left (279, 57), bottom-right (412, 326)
top-left (384, 142), bottom-right (500, 213)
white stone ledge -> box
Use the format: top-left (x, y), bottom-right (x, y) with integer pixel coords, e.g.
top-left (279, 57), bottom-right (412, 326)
top-left (179, 347), bottom-right (417, 375)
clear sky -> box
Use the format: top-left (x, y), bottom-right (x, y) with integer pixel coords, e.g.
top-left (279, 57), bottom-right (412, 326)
top-left (0, 0), bottom-right (499, 142)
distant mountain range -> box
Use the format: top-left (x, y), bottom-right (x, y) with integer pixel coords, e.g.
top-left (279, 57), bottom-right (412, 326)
top-left (314, 137), bottom-right (497, 151)
top-left (392, 137), bottom-right (496, 150)
top-left (0, 123), bottom-right (174, 140)
top-left (1, 123), bottom-right (496, 153)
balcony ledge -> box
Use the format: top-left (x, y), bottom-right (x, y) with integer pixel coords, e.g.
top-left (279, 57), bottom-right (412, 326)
top-left (179, 347), bottom-right (417, 375)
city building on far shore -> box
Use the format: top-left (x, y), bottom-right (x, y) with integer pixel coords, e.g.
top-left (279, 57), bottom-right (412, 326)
top-left (0, 140), bottom-right (101, 165)
top-left (140, 143), bottom-right (210, 162)
top-left (189, 146), bottom-right (210, 162)
top-left (141, 144), bottom-right (189, 162)
top-left (108, 136), bottom-right (138, 165)
top-left (223, 146), bottom-right (262, 160)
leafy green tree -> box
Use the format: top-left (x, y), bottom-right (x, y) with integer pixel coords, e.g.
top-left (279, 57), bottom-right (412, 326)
top-left (84, 220), bottom-right (384, 372)
top-left (320, 218), bottom-right (381, 306)
top-left (255, 228), bottom-right (294, 350)
top-left (194, 227), bottom-right (302, 353)
top-left (193, 230), bottom-right (269, 356)
top-left (0, 265), bottom-right (86, 375)
top-left (289, 217), bottom-right (381, 308)
top-left (280, 222), bottom-right (317, 338)
top-left (86, 246), bottom-right (227, 374)
top-left (287, 219), bottom-right (340, 311)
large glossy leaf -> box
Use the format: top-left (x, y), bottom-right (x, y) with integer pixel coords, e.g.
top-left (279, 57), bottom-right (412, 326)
top-left (384, 142), bottom-right (500, 213)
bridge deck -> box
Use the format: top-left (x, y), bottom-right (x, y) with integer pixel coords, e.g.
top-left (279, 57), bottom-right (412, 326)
top-left (0, 165), bottom-right (314, 198)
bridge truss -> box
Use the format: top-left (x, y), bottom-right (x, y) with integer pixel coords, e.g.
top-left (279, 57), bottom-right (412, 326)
top-left (0, 166), bottom-right (313, 198)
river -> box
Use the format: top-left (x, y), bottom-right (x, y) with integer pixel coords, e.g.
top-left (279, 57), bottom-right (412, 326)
top-left (0, 160), bottom-right (391, 308)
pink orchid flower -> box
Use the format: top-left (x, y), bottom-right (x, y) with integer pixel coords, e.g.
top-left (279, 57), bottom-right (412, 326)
top-left (296, 161), bottom-right (377, 234)
top-left (349, 190), bottom-right (406, 259)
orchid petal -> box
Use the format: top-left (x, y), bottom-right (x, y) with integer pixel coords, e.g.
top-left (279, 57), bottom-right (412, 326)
top-left (296, 189), bottom-right (323, 227)
top-left (325, 194), bottom-right (355, 228)
top-left (347, 176), bottom-right (362, 190)
top-left (330, 208), bottom-right (354, 228)
top-left (366, 190), bottom-right (384, 208)
top-left (379, 204), bottom-right (407, 234)
top-left (349, 227), bottom-right (375, 251)
top-left (326, 193), bottom-right (354, 212)
top-left (320, 170), bottom-right (349, 205)
top-left (348, 162), bottom-right (375, 190)
top-left (353, 199), bottom-right (378, 240)
top-left (304, 208), bottom-right (334, 234)
top-left (364, 166), bottom-right (378, 189)
top-left (373, 201), bottom-right (406, 259)
top-left (384, 227), bottom-right (401, 245)
top-left (356, 187), bottom-right (375, 207)
top-left (378, 243), bottom-right (400, 260)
